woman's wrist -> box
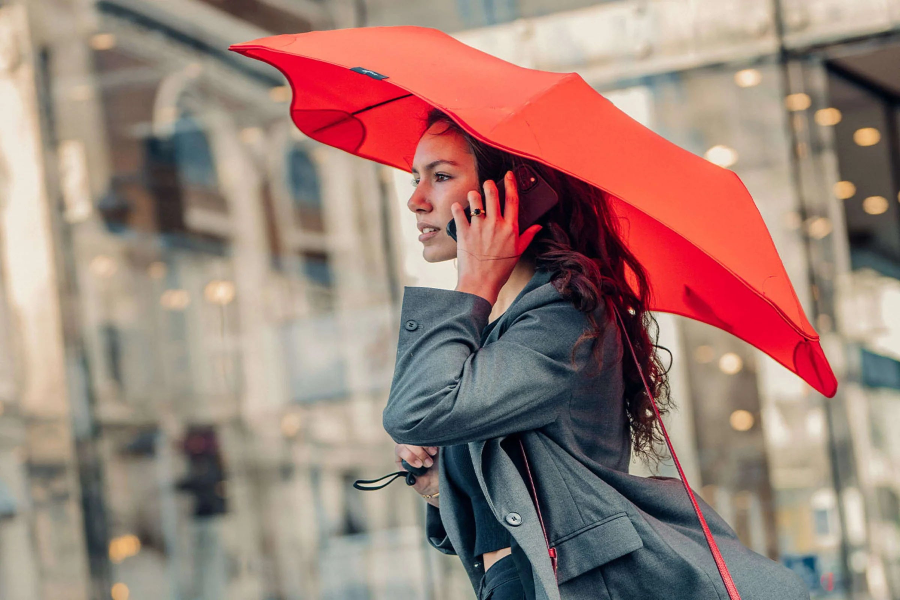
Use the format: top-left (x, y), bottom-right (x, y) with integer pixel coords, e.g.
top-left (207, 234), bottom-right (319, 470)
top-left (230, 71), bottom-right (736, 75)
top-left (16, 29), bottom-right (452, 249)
top-left (420, 490), bottom-right (440, 507)
top-left (455, 280), bottom-right (498, 306)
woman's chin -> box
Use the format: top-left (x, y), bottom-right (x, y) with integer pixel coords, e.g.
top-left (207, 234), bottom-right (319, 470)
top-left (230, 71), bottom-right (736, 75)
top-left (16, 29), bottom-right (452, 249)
top-left (422, 246), bottom-right (455, 263)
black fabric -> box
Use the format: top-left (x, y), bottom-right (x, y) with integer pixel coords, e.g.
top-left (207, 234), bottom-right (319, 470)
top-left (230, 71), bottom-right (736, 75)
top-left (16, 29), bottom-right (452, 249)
top-left (510, 536), bottom-right (536, 600)
top-left (444, 442), bottom-right (511, 557)
top-left (477, 554), bottom-right (526, 600)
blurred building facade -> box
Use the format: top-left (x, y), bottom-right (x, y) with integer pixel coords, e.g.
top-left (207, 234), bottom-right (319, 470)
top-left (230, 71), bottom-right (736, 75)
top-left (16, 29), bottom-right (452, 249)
top-left (0, 0), bottom-right (899, 599)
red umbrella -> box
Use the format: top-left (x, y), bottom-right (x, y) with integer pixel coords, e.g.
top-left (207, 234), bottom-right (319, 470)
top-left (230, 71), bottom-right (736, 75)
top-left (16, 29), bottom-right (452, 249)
top-left (229, 26), bottom-right (837, 398)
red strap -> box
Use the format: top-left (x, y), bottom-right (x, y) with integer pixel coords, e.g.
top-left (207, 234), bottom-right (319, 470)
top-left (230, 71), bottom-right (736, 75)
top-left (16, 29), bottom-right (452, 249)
top-left (610, 303), bottom-right (742, 598)
top-left (517, 302), bottom-right (742, 599)
top-left (517, 436), bottom-right (558, 583)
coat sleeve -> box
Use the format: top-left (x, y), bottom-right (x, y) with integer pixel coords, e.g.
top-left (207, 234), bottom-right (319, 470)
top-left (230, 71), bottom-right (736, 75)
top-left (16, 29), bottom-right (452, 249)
top-left (425, 503), bottom-right (456, 555)
top-left (382, 285), bottom-right (591, 446)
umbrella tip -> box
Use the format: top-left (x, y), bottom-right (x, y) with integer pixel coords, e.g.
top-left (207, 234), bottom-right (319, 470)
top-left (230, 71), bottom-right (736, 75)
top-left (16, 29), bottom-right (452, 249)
top-left (229, 33), bottom-right (299, 53)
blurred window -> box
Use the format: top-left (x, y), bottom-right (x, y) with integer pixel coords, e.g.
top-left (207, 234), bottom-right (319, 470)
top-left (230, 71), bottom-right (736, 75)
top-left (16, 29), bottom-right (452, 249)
top-left (287, 146), bottom-right (324, 232)
top-left (173, 115), bottom-right (219, 190)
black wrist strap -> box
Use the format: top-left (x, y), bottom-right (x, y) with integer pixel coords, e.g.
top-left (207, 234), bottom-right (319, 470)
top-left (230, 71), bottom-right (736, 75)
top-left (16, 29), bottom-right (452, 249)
top-left (353, 470), bottom-right (417, 491)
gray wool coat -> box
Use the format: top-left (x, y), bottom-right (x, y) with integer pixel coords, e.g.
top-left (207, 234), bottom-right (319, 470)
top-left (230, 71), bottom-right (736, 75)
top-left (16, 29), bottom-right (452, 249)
top-left (382, 267), bottom-right (810, 600)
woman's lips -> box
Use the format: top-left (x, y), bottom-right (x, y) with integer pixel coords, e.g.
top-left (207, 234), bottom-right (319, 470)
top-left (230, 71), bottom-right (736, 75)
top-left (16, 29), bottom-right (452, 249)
top-left (419, 229), bottom-right (439, 242)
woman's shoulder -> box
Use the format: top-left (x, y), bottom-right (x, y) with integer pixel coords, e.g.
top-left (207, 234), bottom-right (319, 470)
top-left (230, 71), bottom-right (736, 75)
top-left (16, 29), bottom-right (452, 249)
top-left (507, 270), bottom-right (607, 331)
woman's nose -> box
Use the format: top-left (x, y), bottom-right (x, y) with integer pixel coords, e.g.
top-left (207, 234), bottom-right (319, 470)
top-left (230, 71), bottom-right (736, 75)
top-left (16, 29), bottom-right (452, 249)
top-left (407, 187), bottom-right (430, 213)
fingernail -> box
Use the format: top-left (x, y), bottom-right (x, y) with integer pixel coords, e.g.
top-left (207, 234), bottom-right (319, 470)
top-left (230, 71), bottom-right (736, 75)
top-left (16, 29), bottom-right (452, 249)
top-left (424, 459), bottom-right (433, 467)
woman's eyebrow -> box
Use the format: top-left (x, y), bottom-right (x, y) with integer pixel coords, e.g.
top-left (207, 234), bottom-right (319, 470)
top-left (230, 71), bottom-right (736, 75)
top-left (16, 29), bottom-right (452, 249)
top-left (411, 159), bottom-right (459, 174)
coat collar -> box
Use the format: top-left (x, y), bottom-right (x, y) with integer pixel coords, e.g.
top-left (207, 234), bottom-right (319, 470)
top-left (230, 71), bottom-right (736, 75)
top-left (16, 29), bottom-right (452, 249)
top-left (480, 266), bottom-right (556, 342)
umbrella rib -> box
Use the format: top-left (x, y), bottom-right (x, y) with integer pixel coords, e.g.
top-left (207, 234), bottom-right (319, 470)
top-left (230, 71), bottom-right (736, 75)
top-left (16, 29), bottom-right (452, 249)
top-left (352, 93), bottom-right (414, 116)
top-left (485, 73), bottom-right (581, 138)
top-left (310, 93), bottom-right (414, 134)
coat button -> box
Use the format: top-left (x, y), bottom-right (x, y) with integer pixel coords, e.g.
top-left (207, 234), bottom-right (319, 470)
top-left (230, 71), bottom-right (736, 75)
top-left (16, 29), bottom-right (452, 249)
top-left (505, 512), bottom-right (522, 526)
top-left (404, 319), bottom-right (418, 331)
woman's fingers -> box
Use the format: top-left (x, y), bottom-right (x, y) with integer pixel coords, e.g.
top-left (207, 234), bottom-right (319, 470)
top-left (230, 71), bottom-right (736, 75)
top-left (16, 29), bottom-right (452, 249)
top-left (484, 177), bottom-right (502, 223)
top-left (502, 170), bottom-right (519, 230)
top-left (409, 467), bottom-right (440, 496)
top-left (394, 444), bottom-right (436, 469)
top-left (394, 444), bottom-right (428, 462)
top-left (399, 452), bottom-right (432, 469)
top-left (468, 188), bottom-right (484, 220)
top-left (516, 223), bottom-right (543, 255)
top-left (451, 201), bottom-right (469, 241)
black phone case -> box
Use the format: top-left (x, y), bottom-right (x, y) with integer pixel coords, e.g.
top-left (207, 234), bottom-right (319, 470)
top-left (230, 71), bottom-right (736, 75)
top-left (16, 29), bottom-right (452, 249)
top-left (445, 163), bottom-right (559, 242)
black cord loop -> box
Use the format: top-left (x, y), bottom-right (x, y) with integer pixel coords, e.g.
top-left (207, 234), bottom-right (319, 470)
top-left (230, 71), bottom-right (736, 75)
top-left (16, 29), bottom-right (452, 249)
top-left (353, 470), bottom-right (418, 491)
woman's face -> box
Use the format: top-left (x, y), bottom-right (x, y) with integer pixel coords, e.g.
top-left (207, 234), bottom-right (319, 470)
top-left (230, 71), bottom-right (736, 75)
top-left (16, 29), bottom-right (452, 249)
top-left (407, 122), bottom-right (480, 262)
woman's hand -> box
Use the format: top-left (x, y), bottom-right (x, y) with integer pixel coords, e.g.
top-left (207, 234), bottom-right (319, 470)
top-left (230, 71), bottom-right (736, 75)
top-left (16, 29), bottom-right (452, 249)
top-left (395, 443), bottom-right (440, 506)
top-left (451, 170), bottom-right (543, 304)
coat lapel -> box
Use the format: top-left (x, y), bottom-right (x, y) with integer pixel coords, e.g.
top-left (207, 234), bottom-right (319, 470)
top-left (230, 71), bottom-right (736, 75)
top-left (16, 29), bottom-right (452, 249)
top-left (469, 437), bottom-right (559, 600)
top-left (465, 267), bottom-right (562, 600)
top-left (434, 267), bottom-right (561, 599)
top-left (433, 446), bottom-right (482, 584)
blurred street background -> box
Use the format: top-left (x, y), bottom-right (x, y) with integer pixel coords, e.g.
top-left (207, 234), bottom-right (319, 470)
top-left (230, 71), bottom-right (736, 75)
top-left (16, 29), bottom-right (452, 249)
top-left (0, 0), bottom-right (899, 598)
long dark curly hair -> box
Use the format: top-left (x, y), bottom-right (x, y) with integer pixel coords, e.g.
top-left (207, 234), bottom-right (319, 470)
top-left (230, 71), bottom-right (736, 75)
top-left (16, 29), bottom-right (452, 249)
top-left (423, 108), bottom-right (675, 472)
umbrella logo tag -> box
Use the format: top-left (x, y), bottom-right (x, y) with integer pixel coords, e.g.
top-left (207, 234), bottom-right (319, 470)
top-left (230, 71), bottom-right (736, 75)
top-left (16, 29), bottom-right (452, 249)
top-left (351, 67), bottom-right (389, 80)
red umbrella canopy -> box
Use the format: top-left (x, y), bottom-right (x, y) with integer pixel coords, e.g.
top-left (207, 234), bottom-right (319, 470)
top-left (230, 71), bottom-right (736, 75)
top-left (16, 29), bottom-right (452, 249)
top-left (230, 26), bottom-right (838, 398)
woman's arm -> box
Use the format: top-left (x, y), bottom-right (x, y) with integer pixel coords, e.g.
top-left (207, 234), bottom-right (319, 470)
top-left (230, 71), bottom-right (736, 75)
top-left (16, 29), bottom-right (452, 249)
top-left (382, 285), bottom-right (592, 447)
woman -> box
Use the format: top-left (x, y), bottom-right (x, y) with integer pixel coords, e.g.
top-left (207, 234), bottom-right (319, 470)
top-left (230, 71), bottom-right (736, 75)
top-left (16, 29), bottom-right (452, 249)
top-left (383, 108), bottom-right (810, 600)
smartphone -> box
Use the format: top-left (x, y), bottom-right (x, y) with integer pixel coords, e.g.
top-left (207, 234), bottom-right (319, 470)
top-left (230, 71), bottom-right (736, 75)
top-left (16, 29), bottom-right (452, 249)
top-left (445, 163), bottom-right (559, 242)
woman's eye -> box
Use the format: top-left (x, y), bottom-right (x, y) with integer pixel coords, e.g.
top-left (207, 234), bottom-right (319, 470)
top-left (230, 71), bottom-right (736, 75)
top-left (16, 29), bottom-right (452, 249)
top-left (411, 173), bottom-right (450, 187)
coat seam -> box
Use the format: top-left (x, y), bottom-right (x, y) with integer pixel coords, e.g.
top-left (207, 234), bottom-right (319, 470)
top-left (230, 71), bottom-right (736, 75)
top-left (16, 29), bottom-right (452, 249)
top-left (534, 430), bottom-right (586, 530)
